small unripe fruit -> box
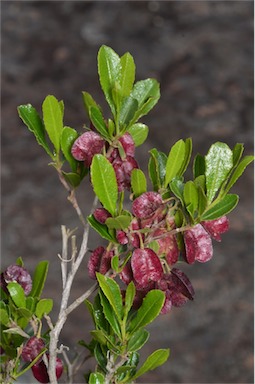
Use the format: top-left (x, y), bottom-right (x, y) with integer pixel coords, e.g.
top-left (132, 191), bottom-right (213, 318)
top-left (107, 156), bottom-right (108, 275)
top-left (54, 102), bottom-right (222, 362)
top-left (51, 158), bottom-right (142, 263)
top-left (118, 132), bottom-right (135, 157)
top-left (4, 265), bottom-right (32, 295)
top-left (93, 208), bottom-right (111, 224)
top-left (184, 224), bottom-right (213, 264)
top-left (202, 216), bottom-right (229, 241)
top-left (31, 354), bottom-right (63, 383)
top-left (131, 248), bottom-right (163, 288)
top-left (132, 192), bottom-right (163, 219)
top-left (71, 131), bottom-right (105, 167)
top-left (21, 336), bottom-right (45, 363)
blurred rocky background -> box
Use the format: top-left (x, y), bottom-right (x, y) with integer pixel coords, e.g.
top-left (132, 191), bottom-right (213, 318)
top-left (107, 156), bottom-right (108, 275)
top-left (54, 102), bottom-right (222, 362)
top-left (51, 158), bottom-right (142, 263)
top-left (1, 1), bottom-right (254, 383)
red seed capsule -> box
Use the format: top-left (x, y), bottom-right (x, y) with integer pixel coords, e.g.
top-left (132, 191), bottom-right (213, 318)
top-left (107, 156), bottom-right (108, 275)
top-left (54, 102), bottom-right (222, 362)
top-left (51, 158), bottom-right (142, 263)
top-left (131, 248), bottom-right (163, 288)
top-left (132, 192), bottom-right (163, 219)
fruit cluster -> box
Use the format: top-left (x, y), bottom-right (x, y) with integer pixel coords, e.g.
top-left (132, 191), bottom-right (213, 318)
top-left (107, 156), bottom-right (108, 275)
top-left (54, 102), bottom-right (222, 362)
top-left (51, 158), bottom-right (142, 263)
top-left (21, 336), bottom-right (63, 383)
top-left (72, 131), bottom-right (138, 191)
top-left (88, 189), bottom-right (229, 314)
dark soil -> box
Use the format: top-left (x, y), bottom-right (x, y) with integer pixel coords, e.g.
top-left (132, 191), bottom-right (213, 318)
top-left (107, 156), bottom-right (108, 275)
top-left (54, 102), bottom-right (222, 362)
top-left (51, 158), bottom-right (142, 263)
top-left (1, 1), bottom-right (254, 383)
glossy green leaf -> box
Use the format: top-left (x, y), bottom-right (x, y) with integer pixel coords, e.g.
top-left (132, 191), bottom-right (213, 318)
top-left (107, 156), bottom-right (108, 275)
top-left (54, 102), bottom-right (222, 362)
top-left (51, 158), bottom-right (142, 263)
top-left (29, 261), bottom-right (49, 299)
top-left (193, 153), bottom-right (205, 179)
top-left (169, 178), bottom-right (184, 205)
top-left (132, 349), bottom-right (170, 380)
top-left (224, 155), bottom-right (254, 195)
top-left (92, 294), bottom-right (109, 332)
top-left (18, 104), bottom-right (53, 158)
top-left (0, 309), bottom-right (9, 326)
top-left (62, 171), bottom-right (82, 188)
top-left (183, 181), bottom-right (198, 217)
top-left (7, 282), bottom-right (26, 308)
top-left (89, 372), bottom-right (105, 384)
top-left (35, 299), bottom-right (53, 319)
top-left (124, 281), bottom-right (135, 319)
top-left (96, 273), bottom-right (123, 321)
top-left (42, 95), bottom-right (63, 153)
top-left (99, 290), bottom-right (121, 337)
top-left (178, 138), bottom-right (192, 176)
top-left (127, 123), bottom-right (149, 147)
top-left (197, 185), bottom-right (208, 217)
top-left (201, 194), bottom-right (239, 221)
top-left (131, 78), bottom-right (160, 121)
top-left (119, 96), bottom-right (138, 127)
top-left (90, 330), bottom-right (107, 345)
top-left (16, 307), bottom-right (32, 320)
top-left (232, 143), bottom-right (244, 167)
top-left (165, 140), bottom-right (186, 187)
top-left (149, 149), bottom-right (167, 190)
top-left (89, 106), bottom-right (109, 139)
top-left (91, 155), bottom-right (118, 216)
top-left (205, 142), bottom-right (233, 203)
top-left (98, 45), bottom-right (121, 115)
top-left (15, 257), bottom-right (24, 267)
top-left (131, 169), bottom-right (147, 197)
top-left (60, 126), bottom-right (78, 171)
top-left (94, 343), bottom-right (107, 372)
top-left (82, 91), bottom-right (101, 118)
top-left (127, 328), bottom-right (149, 352)
top-left (105, 215), bottom-right (131, 230)
top-left (129, 290), bottom-right (165, 333)
top-left (26, 297), bottom-right (36, 313)
top-left (87, 214), bottom-right (116, 242)
top-left (120, 52), bottom-right (136, 97)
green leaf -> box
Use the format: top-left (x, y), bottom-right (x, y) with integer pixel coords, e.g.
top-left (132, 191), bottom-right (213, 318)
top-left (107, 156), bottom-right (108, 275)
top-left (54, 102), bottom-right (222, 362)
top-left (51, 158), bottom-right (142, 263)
top-left (99, 290), bottom-right (121, 337)
top-left (26, 297), bottom-right (36, 313)
top-left (169, 178), bottom-right (184, 205)
top-left (18, 104), bottom-right (53, 158)
top-left (196, 185), bottom-right (208, 217)
top-left (96, 273), bottom-right (123, 321)
top-left (178, 138), bottom-right (192, 176)
top-left (0, 309), bottom-right (9, 326)
top-left (120, 52), bottom-right (136, 97)
top-left (131, 169), bottom-right (147, 197)
top-left (35, 299), bottom-right (53, 319)
top-left (201, 194), bottom-right (239, 221)
top-left (82, 91), bottom-right (101, 118)
top-left (7, 282), bottom-right (26, 308)
top-left (92, 294), bottom-right (109, 332)
top-left (29, 261), bottom-right (49, 299)
top-left (193, 153), bottom-right (205, 179)
top-left (127, 123), bottom-right (149, 147)
top-left (223, 155), bottom-right (254, 195)
top-left (98, 45), bottom-right (121, 115)
top-left (205, 142), bottom-right (233, 203)
top-left (91, 154), bottom-right (118, 216)
top-left (149, 148), bottom-right (167, 190)
top-left (16, 307), bottom-right (32, 320)
top-left (165, 140), bottom-right (186, 187)
top-left (62, 171), bottom-right (83, 188)
top-left (42, 95), bottom-right (63, 154)
top-left (183, 181), bottom-right (198, 217)
top-left (132, 349), bottom-right (170, 380)
top-left (61, 126), bottom-right (78, 171)
top-left (89, 372), bottom-right (105, 384)
top-left (129, 290), bottom-right (165, 333)
top-left (15, 257), bottom-right (24, 267)
top-left (131, 78), bottom-right (160, 122)
top-left (119, 96), bottom-right (138, 127)
top-left (105, 215), bottom-right (132, 230)
top-left (232, 143), bottom-right (244, 167)
top-left (127, 328), bottom-right (149, 352)
top-left (89, 106), bottom-right (109, 139)
top-left (124, 281), bottom-right (135, 319)
top-left (90, 330), bottom-right (108, 345)
top-left (87, 214), bottom-right (116, 242)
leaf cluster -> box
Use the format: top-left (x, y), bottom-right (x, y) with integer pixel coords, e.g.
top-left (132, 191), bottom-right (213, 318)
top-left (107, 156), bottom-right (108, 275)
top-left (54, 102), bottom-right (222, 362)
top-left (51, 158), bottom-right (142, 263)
top-left (83, 273), bottom-right (169, 383)
top-left (0, 259), bottom-right (51, 380)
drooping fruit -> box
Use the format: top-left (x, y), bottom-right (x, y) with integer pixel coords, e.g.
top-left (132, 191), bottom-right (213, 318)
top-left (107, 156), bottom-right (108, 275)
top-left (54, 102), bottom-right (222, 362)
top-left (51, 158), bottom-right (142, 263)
top-left (93, 208), bottom-right (111, 224)
top-left (184, 224), bottom-right (213, 264)
top-left (131, 248), bottom-right (163, 288)
top-left (71, 131), bottom-right (105, 167)
top-left (31, 355), bottom-right (63, 383)
top-left (21, 336), bottom-right (45, 363)
top-left (118, 132), bottom-right (135, 157)
top-left (3, 265), bottom-right (32, 295)
top-left (202, 216), bottom-right (229, 242)
top-left (132, 192), bottom-right (163, 219)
